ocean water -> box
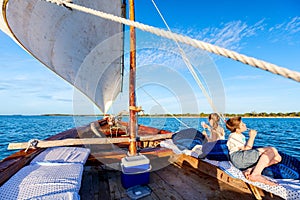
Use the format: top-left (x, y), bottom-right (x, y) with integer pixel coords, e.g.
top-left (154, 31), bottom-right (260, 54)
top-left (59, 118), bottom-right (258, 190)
top-left (0, 116), bottom-right (299, 161)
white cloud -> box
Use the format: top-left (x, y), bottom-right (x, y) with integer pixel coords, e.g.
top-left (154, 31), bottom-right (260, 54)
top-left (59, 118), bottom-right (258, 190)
top-left (171, 16), bottom-right (300, 57)
top-left (284, 17), bottom-right (300, 34)
top-left (268, 17), bottom-right (300, 44)
top-left (185, 20), bottom-right (265, 51)
top-left (13, 75), bottom-right (28, 81)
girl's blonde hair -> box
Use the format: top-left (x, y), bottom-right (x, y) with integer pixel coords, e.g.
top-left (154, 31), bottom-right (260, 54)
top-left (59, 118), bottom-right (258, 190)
top-left (208, 113), bottom-right (225, 140)
top-left (208, 113), bottom-right (220, 130)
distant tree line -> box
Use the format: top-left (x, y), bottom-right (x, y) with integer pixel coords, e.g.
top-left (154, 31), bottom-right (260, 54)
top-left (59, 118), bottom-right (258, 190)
top-left (42, 112), bottom-right (300, 118)
top-left (233, 112), bottom-right (300, 117)
top-left (140, 112), bottom-right (300, 118)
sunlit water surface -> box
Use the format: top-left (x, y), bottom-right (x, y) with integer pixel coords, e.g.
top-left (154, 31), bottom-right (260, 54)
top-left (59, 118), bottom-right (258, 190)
top-left (0, 116), bottom-right (299, 161)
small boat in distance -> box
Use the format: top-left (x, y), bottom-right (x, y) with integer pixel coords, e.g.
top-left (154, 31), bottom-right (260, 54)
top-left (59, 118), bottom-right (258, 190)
top-left (0, 0), bottom-right (299, 199)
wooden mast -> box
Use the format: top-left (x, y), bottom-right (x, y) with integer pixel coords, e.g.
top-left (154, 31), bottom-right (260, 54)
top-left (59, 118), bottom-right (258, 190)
top-left (128, 0), bottom-right (137, 156)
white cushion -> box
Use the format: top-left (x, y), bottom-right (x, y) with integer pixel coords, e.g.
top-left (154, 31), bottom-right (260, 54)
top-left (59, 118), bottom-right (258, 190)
top-left (0, 164), bottom-right (83, 200)
top-left (30, 147), bottom-right (90, 164)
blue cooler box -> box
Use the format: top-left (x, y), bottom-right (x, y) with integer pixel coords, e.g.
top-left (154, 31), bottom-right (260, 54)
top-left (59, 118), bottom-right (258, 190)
top-left (121, 154), bottom-right (151, 189)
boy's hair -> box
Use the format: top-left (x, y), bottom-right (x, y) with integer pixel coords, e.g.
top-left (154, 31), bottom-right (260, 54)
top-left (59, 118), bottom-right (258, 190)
top-left (226, 116), bottom-right (242, 132)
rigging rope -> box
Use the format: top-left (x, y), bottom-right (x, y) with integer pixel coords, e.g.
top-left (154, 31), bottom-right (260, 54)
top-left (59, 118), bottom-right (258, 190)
top-left (141, 87), bottom-right (190, 129)
top-left (44, 0), bottom-right (300, 83)
top-left (151, 0), bottom-right (226, 124)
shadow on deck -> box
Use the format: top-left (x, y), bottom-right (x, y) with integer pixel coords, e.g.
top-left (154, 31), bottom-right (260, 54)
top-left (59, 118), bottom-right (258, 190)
top-left (80, 163), bottom-right (257, 200)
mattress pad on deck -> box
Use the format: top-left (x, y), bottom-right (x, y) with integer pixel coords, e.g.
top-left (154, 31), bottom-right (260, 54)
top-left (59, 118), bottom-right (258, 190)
top-left (30, 147), bottom-right (90, 164)
top-left (0, 164), bottom-right (83, 200)
top-left (0, 147), bottom-right (90, 199)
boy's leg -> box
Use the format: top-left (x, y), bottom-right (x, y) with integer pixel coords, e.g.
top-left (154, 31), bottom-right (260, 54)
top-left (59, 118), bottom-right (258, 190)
top-left (242, 167), bottom-right (254, 179)
top-left (248, 147), bottom-right (281, 185)
top-left (257, 147), bottom-right (282, 166)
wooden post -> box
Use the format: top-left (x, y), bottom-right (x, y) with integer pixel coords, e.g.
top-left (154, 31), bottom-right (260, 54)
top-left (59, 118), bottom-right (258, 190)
top-left (128, 0), bottom-right (137, 156)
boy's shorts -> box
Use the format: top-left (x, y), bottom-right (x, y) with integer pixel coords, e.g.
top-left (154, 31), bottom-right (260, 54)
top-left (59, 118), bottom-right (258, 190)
top-left (229, 149), bottom-right (260, 170)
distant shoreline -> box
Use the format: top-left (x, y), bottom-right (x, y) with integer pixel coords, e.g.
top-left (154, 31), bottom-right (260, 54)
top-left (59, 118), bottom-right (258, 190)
top-left (45, 112), bottom-right (300, 118)
top-left (1, 113), bottom-right (300, 118)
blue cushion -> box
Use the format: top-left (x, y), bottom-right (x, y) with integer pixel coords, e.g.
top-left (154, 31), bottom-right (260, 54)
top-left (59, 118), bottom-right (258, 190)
top-left (202, 140), bottom-right (230, 161)
top-left (263, 151), bottom-right (300, 179)
top-left (172, 128), bottom-right (205, 150)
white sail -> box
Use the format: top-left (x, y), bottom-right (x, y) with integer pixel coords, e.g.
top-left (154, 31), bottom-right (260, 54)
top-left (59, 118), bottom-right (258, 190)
top-left (0, 0), bottom-right (125, 113)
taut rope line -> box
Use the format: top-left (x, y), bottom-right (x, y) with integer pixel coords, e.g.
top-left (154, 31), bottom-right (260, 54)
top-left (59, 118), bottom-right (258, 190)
top-left (151, 0), bottom-right (226, 123)
top-left (45, 0), bottom-right (300, 83)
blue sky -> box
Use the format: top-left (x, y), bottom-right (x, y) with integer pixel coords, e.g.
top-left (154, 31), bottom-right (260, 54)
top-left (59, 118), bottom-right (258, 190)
top-left (0, 0), bottom-right (300, 115)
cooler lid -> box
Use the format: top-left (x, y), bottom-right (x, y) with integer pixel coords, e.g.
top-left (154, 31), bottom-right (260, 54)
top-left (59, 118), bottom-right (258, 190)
top-left (121, 154), bottom-right (150, 167)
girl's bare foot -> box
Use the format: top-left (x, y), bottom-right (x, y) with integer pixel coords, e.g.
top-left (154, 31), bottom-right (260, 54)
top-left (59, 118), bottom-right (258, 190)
top-left (242, 167), bottom-right (253, 180)
top-left (248, 174), bottom-right (278, 186)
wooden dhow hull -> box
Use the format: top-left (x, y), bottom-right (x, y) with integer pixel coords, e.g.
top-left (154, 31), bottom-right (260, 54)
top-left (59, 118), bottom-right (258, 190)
top-left (0, 119), bottom-right (283, 199)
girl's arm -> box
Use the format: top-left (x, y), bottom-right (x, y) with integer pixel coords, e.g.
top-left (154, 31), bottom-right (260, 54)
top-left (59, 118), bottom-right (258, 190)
top-left (202, 130), bottom-right (211, 142)
top-left (220, 127), bottom-right (225, 136)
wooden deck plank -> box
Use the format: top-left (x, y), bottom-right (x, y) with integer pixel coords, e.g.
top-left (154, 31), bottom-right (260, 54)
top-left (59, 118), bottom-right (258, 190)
top-left (161, 162), bottom-right (255, 200)
top-left (98, 169), bottom-right (111, 200)
top-left (80, 167), bottom-right (94, 200)
top-left (90, 166), bottom-right (100, 199)
top-left (81, 162), bottom-right (266, 200)
top-left (107, 170), bottom-right (130, 200)
top-left (155, 163), bottom-right (208, 200)
top-left (148, 171), bottom-right (184, 200)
